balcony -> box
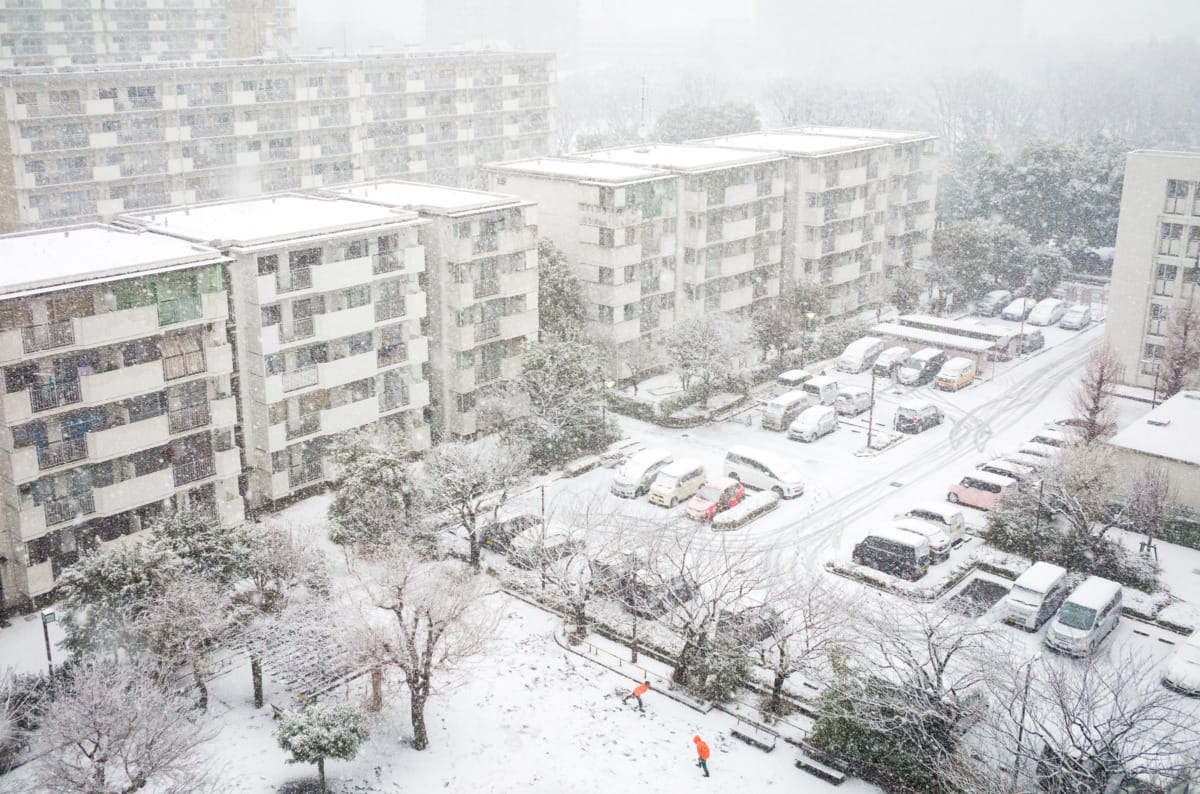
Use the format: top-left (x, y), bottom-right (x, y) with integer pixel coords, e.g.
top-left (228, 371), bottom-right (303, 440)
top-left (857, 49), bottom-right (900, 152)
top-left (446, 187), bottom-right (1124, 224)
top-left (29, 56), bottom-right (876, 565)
top-left (276, 267), bottom-right (313, 294)
top-left (215, 448), bottom-right (241, 479)
top-left (20, 319), bottom-right (74, 354)
top-left (95, 468), bottom-right (174, 515)
top-left (499, 310), bottom-right (538, 341)
top-left (288, 461), bottom-right (324, 490)
top-left (323, 398), bottom-right (379, 435)
top-left (174, 455), bottom-right (216, 487)
top-left (44, 491), bottom-right (95, 526)
top-left (168, 403), bottom-right (211, 434)
top-left (279, 316), bottom-right (315, 344)
top-left (90, 414), bottom-right (168, 460)
top-left (718, 285), bottom-right (754, 312)
top-left (315, 303), bottom-right (374, 340)
top-left (499, 267), bottom-right (537, 296)
top-left (474, 319), bottom-right (500, 341)
top-left (286, 412), bottom-right (321, 440)
top-left (37, 436), bottom-right (88, 470)
top-left (311, 256), bottom-right (373, 293)
top-left (30, 379), bottom-right (82, 413)
top-left (282, 365), bottom-right (319, 393)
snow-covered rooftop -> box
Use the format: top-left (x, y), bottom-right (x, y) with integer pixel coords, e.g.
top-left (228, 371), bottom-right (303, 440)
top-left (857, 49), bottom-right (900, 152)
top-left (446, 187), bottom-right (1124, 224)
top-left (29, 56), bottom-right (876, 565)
top-left (488, 157), bottom-right (669, 183)
top-left (584, 143), bottom-right (781, 172)
top-left (702, 131), bottom-right (886, 156)
top-left (126, 194), bottom-right (419, 247)
top-left (793, 126), bottom-right (935, 142)
top-left (1107, 390), bottom-right (1200, 466)
top-left (329, 180), bottom-right (526, 216)
top-left (0, 224), bottom-right (228, 296)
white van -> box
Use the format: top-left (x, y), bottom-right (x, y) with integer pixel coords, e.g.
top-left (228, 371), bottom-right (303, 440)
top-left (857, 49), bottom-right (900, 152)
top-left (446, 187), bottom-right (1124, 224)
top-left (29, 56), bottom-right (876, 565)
top-left (977, 458), bottom-right (1037, 487)
top-left (647, 457), bottom-right (706, 508)
top-left (1027, 298), bottom-right (1067, 327)
top-left (898, 504), bottom-right (965, 544)
top-left (1003, 561), bottom-right (1070, 631)
top-left (891, 518), bottom-right (952, 563)
top-left (1162, 630), bottom-right (1200, 695)
top-left (803, 375), bottom-right (839, 406)
top-left (1029, 429), bottom-right (1068, 448)
top-left (723, 445), bottom-right (804, 499)
top-left (873, 345), bottom-right (911, 378)
top-left (834, 386), bottom-right (872, 417)
top-left (776, 369), bottom-right (813, 390)
top-left (761, 389), bottom-right (815, 431)
top-left (1044, 576), bottom-right (1122, 656)
top-left (611, 447), bottom-right (674, 498)
top-left (837, 336), bottom-right (885, 374)
top-left (788, 405), bottom-right (838, 443)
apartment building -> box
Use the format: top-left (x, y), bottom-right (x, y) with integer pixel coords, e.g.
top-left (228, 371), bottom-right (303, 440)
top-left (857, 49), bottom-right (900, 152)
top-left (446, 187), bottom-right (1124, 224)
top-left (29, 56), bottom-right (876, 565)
top-left (0, 50), bottom-right (556, 231)
top-left (0, 223), bottom-right (243, 609)
top-left (331, 180), bottom-right (538, 442)
top-left (0, 0), bottom-right (296, 69)
top-left (487, 145), bottom-right (785, 366)
top-left (123, 192), bottom-right (432, 509)
top-left (705, 126), bottom-right (937, 318)
top-left (1107, 150), bottom-right (1200, 388)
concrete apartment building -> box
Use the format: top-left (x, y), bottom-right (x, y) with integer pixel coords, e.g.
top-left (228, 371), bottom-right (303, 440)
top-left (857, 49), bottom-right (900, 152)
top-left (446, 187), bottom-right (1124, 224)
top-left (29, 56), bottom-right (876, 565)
top-left (705, 127), bottom-right (937, 318)
top-left (331, 180), bottom-right (539, 442)
top-left (0, 223), bottom-right (243, 608)
top-left (487, 144), bottom-right (786, 368)
top-left (0, 0), bottom-right (296, 69)
top-left (1106, 150), bottom-right (1200, 388)
top-left (124, 192), bottom-right (432, 509)
top-left (0, 49), bottom-right (556, 231)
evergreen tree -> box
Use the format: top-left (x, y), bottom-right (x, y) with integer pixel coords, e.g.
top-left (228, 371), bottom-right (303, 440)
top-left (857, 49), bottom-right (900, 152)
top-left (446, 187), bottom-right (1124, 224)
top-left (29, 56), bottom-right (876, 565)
top-left (653, 101), bottom-right (760, 143)
top-left (327, 431), bottom-right (425, 554)
top-left (517, 337), bottom-right (612, 466)
top-left (276, 702), bottom-right (370, 794)
top-left (536, 238), bottom-right (585, 341)
top-left (149, 507), bottom-right (246, 587)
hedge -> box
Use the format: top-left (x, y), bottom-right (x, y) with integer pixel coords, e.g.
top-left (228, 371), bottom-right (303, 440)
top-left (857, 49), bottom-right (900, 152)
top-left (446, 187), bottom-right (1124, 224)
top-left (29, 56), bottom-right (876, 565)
top-left (713, 491), bottom-right (779, 531)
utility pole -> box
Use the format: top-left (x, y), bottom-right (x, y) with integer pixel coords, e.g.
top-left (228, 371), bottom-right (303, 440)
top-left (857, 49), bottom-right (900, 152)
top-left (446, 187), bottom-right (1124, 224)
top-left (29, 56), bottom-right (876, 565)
top-left (1011, 659), bottom-right (1035, 790)
top-left (865, 366), bottom-right (877, 450)
top-left (638, 76), bottom-right (648, 141)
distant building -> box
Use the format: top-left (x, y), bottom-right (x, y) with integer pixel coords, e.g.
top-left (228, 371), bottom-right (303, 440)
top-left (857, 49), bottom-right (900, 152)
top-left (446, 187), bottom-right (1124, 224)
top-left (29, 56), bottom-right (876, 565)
top-left (0, 0), bottom-right (297, 68)
top-left (424, 0), bottom-right (579, 65)
top-left (0, 50), bottom-right (556, 231)
top-left (1106, 390), bottom-right (1200, 515)
top-left (0, 224), bottom-right (243, 608)
top-left (123, 193), bottom-right (432, 509)
top-left (1107, 150), bottom-right (1200, 389)
top-left (332, 180), bottom-right (539, 442)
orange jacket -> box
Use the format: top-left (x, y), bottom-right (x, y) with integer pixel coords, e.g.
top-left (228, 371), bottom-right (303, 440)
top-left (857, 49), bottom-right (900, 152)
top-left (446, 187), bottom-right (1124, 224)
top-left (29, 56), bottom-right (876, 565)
top-left (693, 736), bottom-right (710, 760)
top-left (633, 683), bottom-right (650, 697)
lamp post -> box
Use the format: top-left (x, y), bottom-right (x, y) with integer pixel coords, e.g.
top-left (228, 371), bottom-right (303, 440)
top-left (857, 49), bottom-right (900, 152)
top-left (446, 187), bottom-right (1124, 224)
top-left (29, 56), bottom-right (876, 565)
top-left (801, 311), bottom-right (816, 367)
top-left (1011, 655), bottom-right (1038, 789)
top-left (865, 365), bottom-right (877, 451)
top-left (41, 607), bottom-right (56, 689)
top-left (1142, 359), bottom-right (1162, 407)
top-left (623, 549), bottom-right (639, 664)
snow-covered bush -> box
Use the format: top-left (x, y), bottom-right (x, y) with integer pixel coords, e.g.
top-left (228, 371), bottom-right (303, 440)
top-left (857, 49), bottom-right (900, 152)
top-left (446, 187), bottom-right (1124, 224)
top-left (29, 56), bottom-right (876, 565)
top-left (276, 701), bottom-right (370, 794)
top-left (713, 491), bottom-right (779, 531)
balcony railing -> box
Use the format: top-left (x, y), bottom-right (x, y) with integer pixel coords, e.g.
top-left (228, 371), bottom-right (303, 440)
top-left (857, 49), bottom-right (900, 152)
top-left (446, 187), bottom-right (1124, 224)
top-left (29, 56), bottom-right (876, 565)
top-left (281, 365), bottom-right (319, 393)
top-left (373, 251), bottom-right (401, 274)
top-left (475, 319), bottom-right (500, 341)
top-left (163, 351), bottom-right (206, 381)
top-left (280, 316), bottom-right (315, 343)
top-left (173, 455), bottom-right (216, 487)
top-left (168, 403), bottom-right (211, 434)
top-left (37, 436), bottom-right (88, 470)
top-left (472, 235), bottom-right (499, 255)
top-left (473, 278), bottom-right (500, 300)
top-left (21, 319), bottom-right (75, 353)
top-left (44, 491), bottom-right (95, 526)
top-left (157, 296), bottom-right (203, 326)
top-left (288, 461), bottom-right (323, 489)
top-left (379, 386), bottom-right (409, 412)
top-left (286, 412), bottom-right (321, 440)
top-left (277, 268), bottom-right (312, 293)
top-left (30, 379), bottom-right (82, 413)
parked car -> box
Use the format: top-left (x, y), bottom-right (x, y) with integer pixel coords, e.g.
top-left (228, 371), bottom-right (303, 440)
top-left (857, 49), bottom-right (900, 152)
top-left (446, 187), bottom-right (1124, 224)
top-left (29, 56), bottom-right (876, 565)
top-left (1000, 451), bottom-right (1052, 473)
top-left (834, 386), bottom-right (873, 416)
top-left (717, 604), bottom-right (781, 644)
top-left (1058, 304), bottom-right (1092, 330)
top-left (892, 518), bottom-right (952, 563)
top-left (947, 471), bottom-right (1016, 510)
top-left (898, 348), bottom-right (947, 386)
top-left (976, 290), bottom-right (1013, 317)
top-left (837, 336), bottom-right (885, 373)
top-left (1027, 298), bottom-right (1067, 326)
top-left (647, 458), bottom-right (706, 507)
top-left (1003, 561), bottom-right (1070, 631)
top-left (1044, 576), bottom-right (1122, 657)
top-left (1018, 442), bottom-right (1061, 462)
top-left (873, 345), bottom-right (912, 379)
top-left (852, 526), bottom-right (931, 580)
top-left (610, 447), bottom-right (674, 498)
top-left (1001, 297), bottom-right (1037, 321)
top-left (897, 504), bottom-right (966, 544)
top-left (761, 390), bottom-right (815, 431)
top-left (893, 400), bottom-right (944, 434)
top-left (776, 369), bottom-right (813, 390)
top-left (803, 375), bottom-right (839, 406)
top-left (978, 458), bottom-right (1038, 487)
top-left (935, 357), bottom-right (977, 391)
top-left (1029, 429), bottom-right (1069, 448)
top-left (480, 514), bottom-right (541, 553)
top-left (1017, 329), bottom-right (1045, 354)
top-left (685, 478), bottom-right (746, 522)
top-left (788, 405), bottom-right (838, 443)
top-left (1162, 631), bottom-right (1200, 696)
top-left (507, 524), bottom-right (583, 569)
top-left (724, 446), bottom-right (805, 499)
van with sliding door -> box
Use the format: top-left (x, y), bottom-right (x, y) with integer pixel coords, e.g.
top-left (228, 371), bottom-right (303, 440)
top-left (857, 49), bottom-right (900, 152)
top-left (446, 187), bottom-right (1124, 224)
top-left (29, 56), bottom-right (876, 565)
top-left (647, 458), bottom-right (706, 508)
top-left (1003, 562), bottom-right (1070, 631)
top-left (947, 471), bottom-right (1016, 510)
top-left (803, 375), bottom-right (839, 406)
top-left (788, 405), bottom-right (838, 443)
top-left (776, 369), bottom-right (813, 390)
top-left (935, 357), bottom-right (977, 391)
top-left (873, 346), bottom-right (912, 379)
top-left (761, 390), bottom-right (814, 431)
top-left (611, 447), bottom-right (674, 498)
top-left (1044, 576), bottom-right (1122, 656)
top-left (723, 445), bottom-right (805, 499)
top-left (898, 348), bottom-right (947, 386)
top-left (837, 337), bottom-right (884, 374)
top-left (852, 526), bottom-right (931, 580)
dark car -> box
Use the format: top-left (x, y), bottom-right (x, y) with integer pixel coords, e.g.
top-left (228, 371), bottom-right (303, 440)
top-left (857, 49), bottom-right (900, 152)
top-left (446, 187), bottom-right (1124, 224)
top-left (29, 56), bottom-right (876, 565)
top-left (893, 400), bottom-right (944, 434)
top-left (717, 605), bottom-right (781, 644)
top-left (480, 514), bottom-right (541, 554)
top-left (592, 558), bottom-right (696, 619)
top-left (1018, 330), bottom-right (1045, 354)
top-left (897, 348), bottom-right (947, 387)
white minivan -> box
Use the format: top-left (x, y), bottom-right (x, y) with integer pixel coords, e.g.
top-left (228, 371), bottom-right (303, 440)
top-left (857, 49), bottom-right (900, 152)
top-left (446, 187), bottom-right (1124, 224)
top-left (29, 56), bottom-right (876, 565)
top-left (776, 369), bottom-right (813, 390)
top-left (834, 386), bottom-right (873, 417)
top-left (1003, 561), bottom-right (1070, 631)
top-left (611, 447), bottom-right (674, 498)
top-left (898, 504), bottom-right (965, 545)
top-left (761, 390), bottom-right (815, 431)
top-left (891, 518), bottom-right (952, 563)
top-left (788, 405), bottom-right (838, 443)
top-left (803, 375), bottom-right (839, 406)
top-left (1027, 298), bottom-right (1067, 327)
top-left (647, 458), bottom-right (706, 508)
top-left (837, 336), bottom-right (885, 374)
top-left (1044, 576), bottom-right (1122, 656)
top-left (724, 445), bottom-right (805, 499)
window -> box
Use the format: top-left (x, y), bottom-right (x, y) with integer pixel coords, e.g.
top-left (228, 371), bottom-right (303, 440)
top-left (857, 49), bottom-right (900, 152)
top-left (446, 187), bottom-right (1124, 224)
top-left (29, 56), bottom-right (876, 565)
top-left (597, 267), bottom-right (613, 285)
top-left (257, 254), bottom-right (278, 276)
top-left (598, 228), bottom-right (615, 248)
top-left (1165, 179), bottom-right (1189, 214)
top-left (623, 303), bottom-right (636, 322)
top-left (1155, 263), bottom-right (1178, 297)
top-left (261, 305), bottom-right (281, 326)
top-left (1148, 303), bottom-right (1169, 336)
top-left (347, 332), bottom-right (373, 356)
top-left (1188, 227), bottom-right (1200, 259)
top-left (597, 305), bottom-right (614, 323)
top-left (374, 280), bottom-right (406, 321)
top-left (1159, 223), bottom-right (1183, 256)
top-left (623, 265), bottom-right (636, 283)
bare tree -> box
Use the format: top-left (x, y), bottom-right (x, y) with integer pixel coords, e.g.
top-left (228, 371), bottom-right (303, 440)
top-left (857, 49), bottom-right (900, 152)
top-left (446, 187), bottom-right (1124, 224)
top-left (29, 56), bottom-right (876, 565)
top-left (1161, 294), bottom-right (1200, 399)
top-left (660, 314), bottom-right (745, 403)
top-left (1072, 342), bottom-right (1123, 443)
top-left (1, 668), bottom-right (40, 774)
top-left (418, 436), bottom-right (530, 572)
top-left (620, 337), bottom-right (665, 396)
top-left (34, 660), bottom-right (217, 794)
top-left (1120, 461), bottom-right (1178, 552)
top-left (359, 549), bottom-right (497, 750)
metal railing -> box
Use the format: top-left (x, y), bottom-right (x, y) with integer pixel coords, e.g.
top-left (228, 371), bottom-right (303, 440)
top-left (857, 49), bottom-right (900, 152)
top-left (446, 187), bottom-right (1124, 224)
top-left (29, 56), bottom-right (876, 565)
top-left (37, 436), bottom-right (88, 470)
top-left (21, 319), bottom-right (74, 353)
top-left (157, 296), bottom-right (203, 326)
top-left (475, 319), bottom-right (500, 341)
top-left (168, 404), bottom-right (211, 434)
top-left (473, 278), bottom-right (500, 300)
top-left (281, 365), bottom-right (319, 392)
top-left (276, 267), bottom-right (312, 293)
top-left (44, 492), bottom-right (95, 526)
top-left (373, 251), bottom-right (401, 274)
top-left (286, 412), bottom-right (321, 440)
top-left (173, 455), bottom-right (216, 487)
top-left (280, 316), bottom-right (315, 342)
top-left (288, 461), bottom-right (324, 489)
top-left (163, 350), bottom-right (206, 381)
top-left (472, 235), bottom-right (499, 255)
top-left (30, 379), bottom-right (82, 413)
top-left (379, 386), bottom-right (409, 412)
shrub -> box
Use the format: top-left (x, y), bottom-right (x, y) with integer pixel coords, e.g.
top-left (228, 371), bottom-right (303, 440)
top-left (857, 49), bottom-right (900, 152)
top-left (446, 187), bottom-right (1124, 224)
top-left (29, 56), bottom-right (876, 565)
top-left (713, 492), bottom-right (779, 531)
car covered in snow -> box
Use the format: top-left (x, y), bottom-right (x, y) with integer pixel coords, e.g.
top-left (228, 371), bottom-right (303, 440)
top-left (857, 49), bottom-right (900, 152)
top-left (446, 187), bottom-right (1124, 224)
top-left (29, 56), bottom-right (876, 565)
top-left (1162, 631), bottom-right (1200, 696)
top-left (685, 477), bottom-right (746, 522)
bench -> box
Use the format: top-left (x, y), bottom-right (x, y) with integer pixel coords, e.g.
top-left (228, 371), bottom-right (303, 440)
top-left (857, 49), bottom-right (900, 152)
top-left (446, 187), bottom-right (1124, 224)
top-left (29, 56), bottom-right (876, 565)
top-left (795, 754), bottom-right (846, 785)
top-left (731, 727), bottom-right (777, 752)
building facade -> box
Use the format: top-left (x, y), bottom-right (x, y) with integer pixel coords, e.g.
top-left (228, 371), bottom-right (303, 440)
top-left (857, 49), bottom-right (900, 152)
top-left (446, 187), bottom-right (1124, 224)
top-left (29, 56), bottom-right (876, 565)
top-left (0, 0), bottom-right (296, 69)
top-left (124, 193), bottom-right (432, 509)
top-left (331, 180), bottom-right (538, 442)
top-left (1106, 390), bottom-right (1200, 515)
top-left (0, 223), bottom-right (243, 607)
top-left (1107, 150), bottom-right (1200, 388)
top-left (0, 50), bottom-right (556, 231)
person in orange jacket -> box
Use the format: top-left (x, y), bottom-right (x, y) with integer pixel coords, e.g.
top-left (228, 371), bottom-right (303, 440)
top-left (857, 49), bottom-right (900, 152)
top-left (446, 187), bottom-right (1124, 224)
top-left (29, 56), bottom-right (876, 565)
top-left (693, 735), bottom-right (710, 777)
top-left (622, 680), bottom-right (650, 711)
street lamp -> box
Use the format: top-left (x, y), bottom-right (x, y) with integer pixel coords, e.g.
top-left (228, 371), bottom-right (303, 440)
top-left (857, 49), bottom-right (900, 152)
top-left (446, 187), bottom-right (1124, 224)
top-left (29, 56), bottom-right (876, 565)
top-left (41, 607), bottom-right (56, 689)
top-left (1142, 359), bottom-right (1162, 407)
top-left (601, 379), bottom-right (615, 428)
top-left (622, 549), bottom-right (639, 664)
top-left (801, 311), bottom-right (816, 367)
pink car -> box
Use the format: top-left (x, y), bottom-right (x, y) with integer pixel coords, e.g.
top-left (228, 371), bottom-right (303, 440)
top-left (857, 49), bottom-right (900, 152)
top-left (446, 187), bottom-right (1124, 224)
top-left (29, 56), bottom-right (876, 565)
top-left (947, 471), bottom-right (1016, 510)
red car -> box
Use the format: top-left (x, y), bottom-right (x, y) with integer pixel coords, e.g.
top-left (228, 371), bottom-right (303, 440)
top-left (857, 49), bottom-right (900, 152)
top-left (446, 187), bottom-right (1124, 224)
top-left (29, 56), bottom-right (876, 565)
top-left (685, 478), bottom-right (745, 521)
